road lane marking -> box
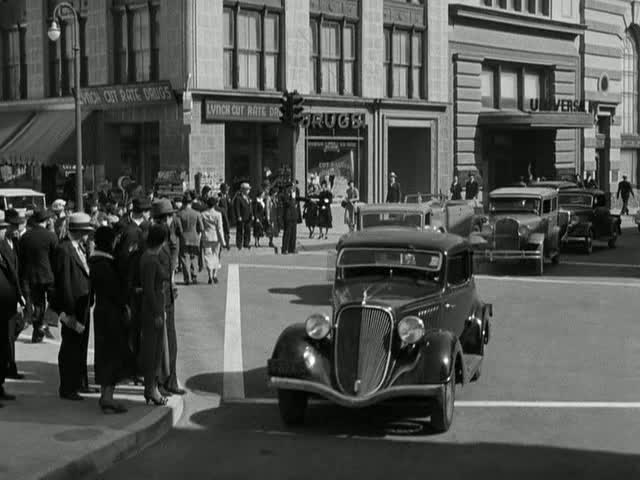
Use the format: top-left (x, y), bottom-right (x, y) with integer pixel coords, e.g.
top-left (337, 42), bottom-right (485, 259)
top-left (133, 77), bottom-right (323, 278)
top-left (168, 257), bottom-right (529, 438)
top-left (223, 398), bottom-right (640, 409)
top-left (223, 263), bottom-right (245, 400)
top-left (562, 261), bottom-right (640, 269)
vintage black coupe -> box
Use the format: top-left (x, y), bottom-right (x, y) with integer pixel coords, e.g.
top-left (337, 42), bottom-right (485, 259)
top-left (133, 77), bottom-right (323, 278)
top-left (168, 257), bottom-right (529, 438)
top-left (558, 188), bottom-right (621, 253)
top-left (267, 230), bottom-right (492, 433)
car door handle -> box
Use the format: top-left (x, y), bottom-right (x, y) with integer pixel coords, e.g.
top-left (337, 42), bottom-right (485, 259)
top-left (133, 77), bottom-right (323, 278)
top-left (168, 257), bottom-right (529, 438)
top-left (445, 303), bottom-right (455, 310)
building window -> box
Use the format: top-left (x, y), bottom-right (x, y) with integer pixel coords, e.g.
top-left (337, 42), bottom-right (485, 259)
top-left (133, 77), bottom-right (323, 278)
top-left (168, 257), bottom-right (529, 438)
top-left (383, 26), bottom-right (425, 98)
top-left (111, 2), bottom-right (160, 85)
top-left (484, 0), bottom-right (548, 16)
top-left (482, 62), bottom-right (549, 111)
top-left (622, 34), bottom-right (638, 134)
top-left (224, 5), bottom-right (281, 91)
top-left (310, 17), bottom-right (358, 95)
top-left (0, 26), bottom-right (27, 100)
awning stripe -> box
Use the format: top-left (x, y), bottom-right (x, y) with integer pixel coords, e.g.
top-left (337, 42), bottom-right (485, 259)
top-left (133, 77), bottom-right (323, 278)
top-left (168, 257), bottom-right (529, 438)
top-left (0, 112), bottom-right (34, 150)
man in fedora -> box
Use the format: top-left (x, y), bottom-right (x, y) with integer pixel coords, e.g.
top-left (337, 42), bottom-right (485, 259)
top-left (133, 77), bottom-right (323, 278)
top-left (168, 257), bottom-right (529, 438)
top-left (53, 213), bottom-right (94, 400)
top-left (386, 172), bottom-right (402, 203)
top-left (234, 182), bottom-right (253, 250)
top-left (177, 191), bottom-right (203, 285)
top-left (0, 211), bottom-right (24, 400)
top-left (18, 208), bottom-right (57, 343)
top-left (617, 174), bottom-right (635, 215)
top-left (151, 198), bottom-right (185, 395)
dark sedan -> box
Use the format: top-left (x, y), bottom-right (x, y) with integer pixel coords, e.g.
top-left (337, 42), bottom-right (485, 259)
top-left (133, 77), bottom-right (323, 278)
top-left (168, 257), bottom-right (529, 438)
top-left (267, 230), bottom-right (492, 433)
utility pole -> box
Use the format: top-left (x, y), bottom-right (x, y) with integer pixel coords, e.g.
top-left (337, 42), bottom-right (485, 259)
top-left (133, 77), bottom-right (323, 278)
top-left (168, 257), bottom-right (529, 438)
top-left (279, 90), bottom-right (305, 186)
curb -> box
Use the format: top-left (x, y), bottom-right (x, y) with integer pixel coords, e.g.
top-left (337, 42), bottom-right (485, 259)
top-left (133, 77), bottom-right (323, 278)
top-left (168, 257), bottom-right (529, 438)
top-left (35, 395), bottom-right (184, 480)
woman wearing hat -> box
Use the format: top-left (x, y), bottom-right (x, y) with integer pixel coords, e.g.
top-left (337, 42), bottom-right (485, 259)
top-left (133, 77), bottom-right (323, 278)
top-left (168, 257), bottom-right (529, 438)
top-left (201, 196), bottom-right (227, 284)
top-left (89, 227), bottom-right (129, 413)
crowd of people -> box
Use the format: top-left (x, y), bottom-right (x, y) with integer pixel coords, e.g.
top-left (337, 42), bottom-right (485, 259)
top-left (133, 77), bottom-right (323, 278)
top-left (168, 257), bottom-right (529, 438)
top-left (0, 177), bottom-right (326, 414)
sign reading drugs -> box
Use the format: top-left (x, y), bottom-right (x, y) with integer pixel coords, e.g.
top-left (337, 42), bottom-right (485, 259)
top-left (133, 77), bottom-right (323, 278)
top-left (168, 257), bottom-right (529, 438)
top-left (80, 81), bottom-right (174, 107)
top-left (301, 112), bottom-right (365, 129)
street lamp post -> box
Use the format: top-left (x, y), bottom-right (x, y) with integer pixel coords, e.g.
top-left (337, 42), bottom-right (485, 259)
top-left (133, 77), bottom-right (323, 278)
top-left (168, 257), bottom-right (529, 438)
top-left (48, 2), bottom-right (83, 212)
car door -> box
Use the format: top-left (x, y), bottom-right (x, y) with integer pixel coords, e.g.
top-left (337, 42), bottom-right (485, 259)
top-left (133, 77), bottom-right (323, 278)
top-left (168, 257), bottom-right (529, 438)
top-left (443, 251), bottom-right (474, 338)
top-left (592, 194), bottom-right (610, 237)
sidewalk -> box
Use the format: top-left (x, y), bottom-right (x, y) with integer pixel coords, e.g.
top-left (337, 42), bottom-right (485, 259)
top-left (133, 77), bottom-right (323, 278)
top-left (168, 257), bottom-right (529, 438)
top-left (0, 327), bottom-right (183, 480)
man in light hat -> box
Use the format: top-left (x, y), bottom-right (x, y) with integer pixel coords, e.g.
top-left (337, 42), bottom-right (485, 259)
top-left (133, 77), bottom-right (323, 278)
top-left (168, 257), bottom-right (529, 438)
top-left (53, 212), bottom-right (94, 400)
top-left (151, 198), bottom-right (185, 395)
top-left (233, 182), bottom-right (253, 250)
top-left (0, 210), bottom-right (24, 401)
top-left (51, 199), bottom-right (67, 239)
top-left (386, 172), bottom-right (402, 203)
top-left (19, 208), bottom-right (57, 343)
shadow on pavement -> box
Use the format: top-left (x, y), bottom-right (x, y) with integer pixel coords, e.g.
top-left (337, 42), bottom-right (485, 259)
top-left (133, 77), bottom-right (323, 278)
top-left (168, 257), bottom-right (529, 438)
top-left (268, 284), bottom-right (332, 305)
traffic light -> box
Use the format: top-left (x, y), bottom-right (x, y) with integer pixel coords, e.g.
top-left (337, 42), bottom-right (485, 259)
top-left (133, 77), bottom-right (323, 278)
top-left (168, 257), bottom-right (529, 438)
top-left (291, 90), bottom-right (305, 125)
top-left (279, 90), bottom-right (292, 125)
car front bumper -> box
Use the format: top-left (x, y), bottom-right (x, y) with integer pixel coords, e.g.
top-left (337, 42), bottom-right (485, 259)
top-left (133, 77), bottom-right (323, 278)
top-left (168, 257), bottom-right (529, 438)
top-left (480, 249), bottom-right (542, 261)
top-left (268, 376), bottom-right (445, 408)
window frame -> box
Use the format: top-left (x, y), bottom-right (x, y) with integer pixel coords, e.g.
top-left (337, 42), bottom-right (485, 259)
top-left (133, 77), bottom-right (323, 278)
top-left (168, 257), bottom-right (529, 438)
top-left (482, 61), bottom-right (550, 111)
top-left (383, 24), bottom-right (425, 99)
top-left (310, 14), bottom-right (359, 96)
top-left (1, 24), bottom-right (27, 101)
top-left (484, 0), bottom-right (549, 16)
top-left (446, 251), bottom-right (471, 288)
top-left (224, 3), bottom-right (282, 92)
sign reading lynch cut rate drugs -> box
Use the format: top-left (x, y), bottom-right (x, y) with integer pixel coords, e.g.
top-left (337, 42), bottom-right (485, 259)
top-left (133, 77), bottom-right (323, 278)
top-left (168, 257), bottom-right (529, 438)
top-left (80, 81), bottom-right (175, 107)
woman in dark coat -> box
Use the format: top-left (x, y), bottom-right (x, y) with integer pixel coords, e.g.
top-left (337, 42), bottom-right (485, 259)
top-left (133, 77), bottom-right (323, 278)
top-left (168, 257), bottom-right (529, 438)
top-left (89, 226), bottom-right (129, 414)
top-left (139, 224), bottom-right (170, 406)
top-left (252, 190), bottom-right (268, 247)
top-left (317, 181), bottom-right (333, 239)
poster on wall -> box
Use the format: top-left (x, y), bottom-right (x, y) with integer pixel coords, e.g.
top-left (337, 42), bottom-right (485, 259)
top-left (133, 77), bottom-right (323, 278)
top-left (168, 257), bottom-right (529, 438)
top-left (307, 140), bottom-right (358, 199)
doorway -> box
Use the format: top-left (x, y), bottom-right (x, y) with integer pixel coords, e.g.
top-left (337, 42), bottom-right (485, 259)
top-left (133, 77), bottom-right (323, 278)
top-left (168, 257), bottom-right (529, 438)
top-left (387, 127), bottom-right (431, 196)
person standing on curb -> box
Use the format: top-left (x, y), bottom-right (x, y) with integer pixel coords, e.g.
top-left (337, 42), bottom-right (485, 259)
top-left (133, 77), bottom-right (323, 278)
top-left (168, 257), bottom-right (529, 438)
top-left (0, 210), bottom-right (22, 404)
top-left (177, 192), bottom-right (203, 285)
top-left (0, 211), bottom-right (25, 381)
top-left (343, 180), bottom-right (359, 232)
top-left (617, 175), bottom-right (635, 215)
top-left (450, 175), bottom-right (463, 200)
top-left (201, 196), bottom-right (227, 284)
top-left (281, 183), bottom-right (299, 255)
top-left (234, 183), bottom-right (253, 250)
top-left (465, 174), bottom-right (479, 202)
top-left (151, 199), bottom-right (185, 396)
top-left (386, 172), bottom-right (402, 203)
top-left (54, 213), bottom-right (94, 401)
top-left (217, 183), bottom-right (231, 251)
top-left (18, 208), bottom-right (57, 343)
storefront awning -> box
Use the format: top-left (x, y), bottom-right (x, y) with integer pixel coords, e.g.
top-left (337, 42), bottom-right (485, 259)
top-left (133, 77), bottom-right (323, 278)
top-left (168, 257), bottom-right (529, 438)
top-left (0, 112), bottom-right (33, 149)
top-left (478, 110), bottom-right (594, 129)
top-left (0, 110), bottom-right (92, 166)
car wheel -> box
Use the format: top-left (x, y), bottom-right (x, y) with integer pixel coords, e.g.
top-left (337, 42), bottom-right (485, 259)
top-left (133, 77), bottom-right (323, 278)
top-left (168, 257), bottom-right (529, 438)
top-left (584, 231), bottom-right (593, 255)
top-left (551, 250), bottom-right (560, 265)
top-left (431, 372), bottom-right (455, 433)
top-left (471, 361), bottom-right (482, 382)
top-left (535, 246), bottom-right (544, 275)
top-left (277, 389), bottom-right (308, 426)
top-left (608, 234), bottom-right (617, 249)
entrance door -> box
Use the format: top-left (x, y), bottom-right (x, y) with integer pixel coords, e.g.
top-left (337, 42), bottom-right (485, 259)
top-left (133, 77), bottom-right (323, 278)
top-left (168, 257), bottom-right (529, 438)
top-left (387, 127), bottom-right (431, 197)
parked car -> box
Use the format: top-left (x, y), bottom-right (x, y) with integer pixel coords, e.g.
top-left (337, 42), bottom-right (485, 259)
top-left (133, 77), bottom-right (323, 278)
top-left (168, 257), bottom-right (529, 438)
top-left (558, 188), bottom-right (621, 253)
top-left (267, 229), bottom-right (492, 432)
top-left (474, 187), bottom-right (561, 274)
top-left (0, 189), bottom-right (46, 216)
top-left (355, 201), bottom-right (481, 238)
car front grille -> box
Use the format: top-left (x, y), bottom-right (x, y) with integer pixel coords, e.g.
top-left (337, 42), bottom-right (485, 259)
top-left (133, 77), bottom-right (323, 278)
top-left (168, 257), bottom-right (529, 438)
top-left (494, 218), bottom-right (520, 250)
top-left (334, 306), bottom-right (393, 397)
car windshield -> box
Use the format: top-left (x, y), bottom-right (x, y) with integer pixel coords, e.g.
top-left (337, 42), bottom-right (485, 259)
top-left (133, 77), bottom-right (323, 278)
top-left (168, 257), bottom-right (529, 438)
top-left (558, 194), bottom-right (593, 208)
top-left (2, 195), bottom-right (45, 210)
top-left (490, 197), bottom-right (540, 214)
top-left (337, 248), bottom-right (443, 285)
top-left (361, 212), bottom-right (423, 229)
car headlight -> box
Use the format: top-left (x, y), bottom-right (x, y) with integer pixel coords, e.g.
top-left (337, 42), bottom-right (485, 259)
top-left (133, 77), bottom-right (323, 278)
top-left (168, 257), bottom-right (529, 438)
top-left (518, 225), bottom-right (529, 236)
top-left (570, 214), bottom-right (579, 225)
top-left (305, 313), bottom-right (331, 340)
top-left (397, 316), bottom-right (425, 344)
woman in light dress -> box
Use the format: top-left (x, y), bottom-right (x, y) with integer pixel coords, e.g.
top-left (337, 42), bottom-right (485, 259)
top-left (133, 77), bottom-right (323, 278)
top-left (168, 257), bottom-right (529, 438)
top-left (201, 196), bottom-right (227, 284)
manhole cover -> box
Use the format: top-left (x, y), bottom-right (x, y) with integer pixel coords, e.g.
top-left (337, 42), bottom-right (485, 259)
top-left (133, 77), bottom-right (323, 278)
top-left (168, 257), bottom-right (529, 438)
top-left (383, 421), bottom-right (423, 435)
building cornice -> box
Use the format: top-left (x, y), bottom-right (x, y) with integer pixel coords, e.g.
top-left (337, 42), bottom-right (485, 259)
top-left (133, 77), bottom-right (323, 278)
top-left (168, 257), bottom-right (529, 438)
top-left (449, 4), bottom-right (587, 38)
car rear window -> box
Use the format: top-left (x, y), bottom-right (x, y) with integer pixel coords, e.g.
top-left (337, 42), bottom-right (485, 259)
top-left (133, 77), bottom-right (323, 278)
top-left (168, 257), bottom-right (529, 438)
top-left (3, 195), bottom-right (45, 210)
top-left (338, 248), bottom-right (442, 271)
top-left (361, 212), bottom-right (422, 229)
top-left (558, 194), bottom-right (592, 208)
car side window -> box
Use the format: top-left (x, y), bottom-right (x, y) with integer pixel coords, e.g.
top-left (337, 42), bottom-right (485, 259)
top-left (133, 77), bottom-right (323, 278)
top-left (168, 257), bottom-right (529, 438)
top-left (594, 195), bottom-right (606, 208)
top-left (543, 199), bottom-right (552, 214)
top-left (447, 252), bottom-right (470, 287)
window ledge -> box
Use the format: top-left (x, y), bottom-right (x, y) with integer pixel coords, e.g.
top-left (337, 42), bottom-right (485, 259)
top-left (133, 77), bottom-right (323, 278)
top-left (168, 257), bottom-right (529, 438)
top-left (449, 4), bottom-right (586, 37)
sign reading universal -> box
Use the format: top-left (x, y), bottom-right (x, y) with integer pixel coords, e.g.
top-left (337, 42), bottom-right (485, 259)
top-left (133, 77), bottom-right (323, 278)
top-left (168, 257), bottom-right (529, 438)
top-left (529, 98), bottom-right (587, 113)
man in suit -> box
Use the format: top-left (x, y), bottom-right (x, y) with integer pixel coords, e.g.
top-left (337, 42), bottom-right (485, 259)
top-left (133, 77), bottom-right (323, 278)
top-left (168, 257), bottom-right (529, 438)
top-left (176, 192), bottom-right (203, 284)
top-left (450, 175), bottom-right (462, 200)
top-left (465, 174), bottom-right (479, 201)
top-left (281, 184), bottom-right (300, 255)
top-left (234, 183), bottom-right (253, 250)
top-left (0, 211), bottom-right (22, 403)
top-left (152, 199), bottom-right (185, 395)
top-left (218, 183), bottom-right (231, 250)
top-left (0, 211), bottom-right (25, 380)
top-left (18, 208), bottom-right (57, 343)
top-left (53, 213), bottom-right (94, 400)
top-left (386, 172), bottom-right (402, 203)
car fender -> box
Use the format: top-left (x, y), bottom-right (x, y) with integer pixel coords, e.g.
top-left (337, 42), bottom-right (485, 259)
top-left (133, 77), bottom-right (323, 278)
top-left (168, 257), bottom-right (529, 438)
top-left (528, 232), bottom-right (545, 248)
top-left (268, 324), bottom-right (333, 386)
top-left (419, 330), bottom-right (466, 385)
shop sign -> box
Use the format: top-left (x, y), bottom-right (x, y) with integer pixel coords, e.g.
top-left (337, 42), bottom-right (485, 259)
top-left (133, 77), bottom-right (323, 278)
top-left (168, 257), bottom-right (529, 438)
top-left (203, 100), bottom-right (281, 122)
top-left (529, 98), bottom-right (587, 113)
top-left (80, 81), bottom-right (175, 107)
top-left (620, 135), bottom-right (640, 149)
top-left (301, 112), bottom-right (365, 129)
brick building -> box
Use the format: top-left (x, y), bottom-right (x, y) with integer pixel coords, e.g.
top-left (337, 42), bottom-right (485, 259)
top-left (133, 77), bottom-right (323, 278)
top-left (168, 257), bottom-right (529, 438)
top-left (0, 0), bottom-right (451, 203)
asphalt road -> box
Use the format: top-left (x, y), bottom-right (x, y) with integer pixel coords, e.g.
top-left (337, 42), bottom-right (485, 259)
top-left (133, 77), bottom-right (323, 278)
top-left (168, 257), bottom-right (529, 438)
top-left (101, 222), bottom-right (640, 480)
